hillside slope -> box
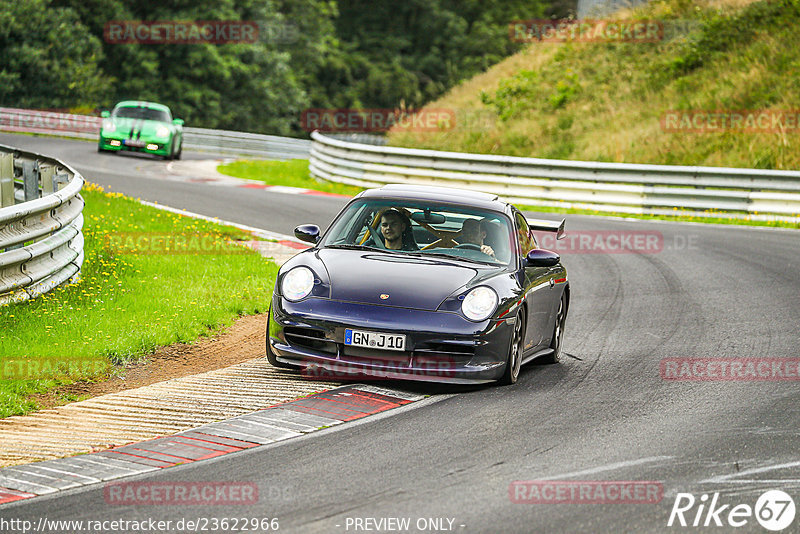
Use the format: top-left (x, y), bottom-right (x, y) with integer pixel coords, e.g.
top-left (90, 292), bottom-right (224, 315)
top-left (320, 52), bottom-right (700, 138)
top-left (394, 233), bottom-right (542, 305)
top-left (388, 0), bottom-right (800, 170)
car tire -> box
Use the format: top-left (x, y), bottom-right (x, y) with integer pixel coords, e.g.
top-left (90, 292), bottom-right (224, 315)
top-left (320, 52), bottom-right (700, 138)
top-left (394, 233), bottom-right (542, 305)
top-left (174, 141), bottom-right (182, 160)
top-left (265, 308), bottom-right (300, 370)
top-left (541, 293), bottom-right (567, 364)
top-left (499, 310), bottom-right (525, 385)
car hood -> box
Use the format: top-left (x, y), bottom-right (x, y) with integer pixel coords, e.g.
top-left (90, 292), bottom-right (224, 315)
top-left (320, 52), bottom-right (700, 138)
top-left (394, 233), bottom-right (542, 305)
top-left (107, 118), bottom-right (171, 137)
top-left (318, 248), bottom-right (494, 311)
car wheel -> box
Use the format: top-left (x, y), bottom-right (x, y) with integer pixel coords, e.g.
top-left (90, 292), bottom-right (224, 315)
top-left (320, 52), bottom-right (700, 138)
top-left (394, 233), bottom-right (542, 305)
top-left (542, 293), bottom-right (567, 364)
top-left (265, 308), bottom-right (300, 370)
top-left (174, 141), bottom-right (182, 160)
top-left (499, 310), bottom-right (525, 385)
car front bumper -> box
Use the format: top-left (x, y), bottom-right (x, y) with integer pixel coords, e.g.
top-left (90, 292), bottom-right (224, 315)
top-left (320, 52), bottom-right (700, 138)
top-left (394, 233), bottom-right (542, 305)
top-left (268, 295), bottom-right (515, 384)
top-left (99, 136), bottom-right (171, 156)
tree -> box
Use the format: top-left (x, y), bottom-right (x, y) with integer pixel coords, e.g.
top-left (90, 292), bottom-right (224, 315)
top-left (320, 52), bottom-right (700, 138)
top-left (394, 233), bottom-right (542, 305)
top-left (0, 0), bottom-right (110, 108)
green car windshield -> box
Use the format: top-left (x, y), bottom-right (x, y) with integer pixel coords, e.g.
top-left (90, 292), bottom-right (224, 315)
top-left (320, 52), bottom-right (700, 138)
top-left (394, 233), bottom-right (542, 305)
top-left (322, 199), bottom-right (514, 266)
top-left (113, 106), bottom-right (171, 122)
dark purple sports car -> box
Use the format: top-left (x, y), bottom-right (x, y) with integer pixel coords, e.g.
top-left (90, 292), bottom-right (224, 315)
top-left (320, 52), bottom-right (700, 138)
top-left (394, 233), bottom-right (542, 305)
top-left (266, 184), bottom-right (569, 385)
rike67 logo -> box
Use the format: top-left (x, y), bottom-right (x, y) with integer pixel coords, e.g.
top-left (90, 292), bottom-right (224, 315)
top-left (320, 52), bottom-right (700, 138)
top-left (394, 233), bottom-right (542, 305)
top-left (668, 490), bottom-right (796, 531)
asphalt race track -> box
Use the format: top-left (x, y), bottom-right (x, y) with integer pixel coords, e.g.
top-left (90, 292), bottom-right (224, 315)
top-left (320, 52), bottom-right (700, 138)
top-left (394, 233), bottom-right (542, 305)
top-left (2, 133), bottom-right (799, 533)
top-left (0, 134), bottom-right (345, 235)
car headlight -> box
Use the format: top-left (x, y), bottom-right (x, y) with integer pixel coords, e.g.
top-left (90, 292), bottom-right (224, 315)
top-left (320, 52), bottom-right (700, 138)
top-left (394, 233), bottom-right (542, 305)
top-left (102, 120), bottom-right (115, 132)
top-left (155, 126), bottom-right (170, 138)
top-left (461, 286), bottom-right (498, 322)
top-left (281, 266), bottom-right (315, 302)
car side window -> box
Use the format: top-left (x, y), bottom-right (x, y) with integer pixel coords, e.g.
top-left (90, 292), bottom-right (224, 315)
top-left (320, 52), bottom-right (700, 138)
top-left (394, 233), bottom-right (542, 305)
top-left (515, 212), bottom-right (535, 256)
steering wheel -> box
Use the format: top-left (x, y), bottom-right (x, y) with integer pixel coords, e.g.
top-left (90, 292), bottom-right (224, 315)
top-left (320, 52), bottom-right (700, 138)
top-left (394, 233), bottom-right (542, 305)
top-left (454, 243), bottom-right (482, 251)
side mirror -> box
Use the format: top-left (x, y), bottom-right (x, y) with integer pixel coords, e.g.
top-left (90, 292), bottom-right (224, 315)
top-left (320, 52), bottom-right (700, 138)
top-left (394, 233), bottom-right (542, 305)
top-left (294, 224), bottom-right (320, 244)
top-left (525, 249), bottom-right (560, 267)
top-left (173, 118), bottom-right (184, 126)
top-left (101, 111), bottom-right (110, 118)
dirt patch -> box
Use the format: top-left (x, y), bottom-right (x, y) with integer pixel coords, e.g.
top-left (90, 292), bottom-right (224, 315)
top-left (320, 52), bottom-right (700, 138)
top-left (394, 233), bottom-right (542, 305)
top-left (30, 314), bottom-right (269, 410)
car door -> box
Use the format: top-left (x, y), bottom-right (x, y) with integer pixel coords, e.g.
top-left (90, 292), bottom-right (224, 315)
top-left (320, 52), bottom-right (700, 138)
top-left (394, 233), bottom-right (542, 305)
top-left (529, 227), bottom-right (566, 346)
top-left (514, 210), bottom-right (552, 351)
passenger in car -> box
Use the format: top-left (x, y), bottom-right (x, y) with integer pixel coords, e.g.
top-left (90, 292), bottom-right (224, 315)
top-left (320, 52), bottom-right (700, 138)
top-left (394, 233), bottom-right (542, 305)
top-left (379, 208), bottom-right (419, 251)
top-left (458, 218), bottom-right (495, 257)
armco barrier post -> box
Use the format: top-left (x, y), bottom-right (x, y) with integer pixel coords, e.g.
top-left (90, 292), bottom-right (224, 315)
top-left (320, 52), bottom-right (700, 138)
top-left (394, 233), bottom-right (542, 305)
top-left (22, 160), bottom-right (38, 201)
top-left (0, 152), bottom-right (12, 207)
top-left (54, 173), bottom-right (70, 191)
top-left (40, 163), bottom-right (55, 195)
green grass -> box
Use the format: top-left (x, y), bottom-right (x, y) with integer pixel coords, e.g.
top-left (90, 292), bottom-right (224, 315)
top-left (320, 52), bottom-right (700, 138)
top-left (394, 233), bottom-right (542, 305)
top-left (220, 153), bottom-right (797, 228)
top-left (388, 0), bottom-right (800, 170)
top-left (217, 159), bottom-right (363, 197)
top-left (0, 183), bottom-right (278, 417)
top-left (214, 106), bottom-right (797, 230)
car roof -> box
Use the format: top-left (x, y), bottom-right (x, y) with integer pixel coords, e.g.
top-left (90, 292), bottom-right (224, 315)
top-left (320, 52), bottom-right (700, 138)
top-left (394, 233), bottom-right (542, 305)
top-left (114, 101), bottom-right (171, 112)
top-left (358, 184), bottom-right (509, 212)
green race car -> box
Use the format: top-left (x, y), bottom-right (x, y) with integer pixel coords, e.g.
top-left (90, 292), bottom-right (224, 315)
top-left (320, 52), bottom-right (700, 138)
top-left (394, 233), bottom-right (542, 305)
top-left (98, 101), bottom-right (184, 159)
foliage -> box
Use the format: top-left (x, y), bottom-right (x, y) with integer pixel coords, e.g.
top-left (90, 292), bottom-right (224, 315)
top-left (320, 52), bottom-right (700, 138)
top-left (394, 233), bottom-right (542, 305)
top-left (0, 184), bottom-right (278, 417)
top-left (1, 0), bottom-right (572, 135)
top-left (0, 0), bottom-right (110, 108)
top-left (217, 159), bottom-right (363, 197)
top-left (389, 0), bottom-right (800, 170)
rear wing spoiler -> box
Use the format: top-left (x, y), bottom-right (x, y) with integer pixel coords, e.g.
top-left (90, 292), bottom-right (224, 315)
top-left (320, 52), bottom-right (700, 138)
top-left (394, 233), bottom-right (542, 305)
top-left (526, 218), bottom-right (566, 240)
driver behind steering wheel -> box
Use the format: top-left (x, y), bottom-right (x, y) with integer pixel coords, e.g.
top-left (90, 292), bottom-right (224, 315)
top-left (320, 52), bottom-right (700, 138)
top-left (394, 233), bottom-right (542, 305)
top-left (377, 208), bottom-right (419, 251)
top-left (457, 218), bottom-right (495, 257)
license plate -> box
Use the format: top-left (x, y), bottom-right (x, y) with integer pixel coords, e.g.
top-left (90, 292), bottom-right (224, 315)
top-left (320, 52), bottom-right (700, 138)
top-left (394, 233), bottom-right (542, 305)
top-left (344, 329), bottom-right (406, 351)
top-left (124, 139), bottom-right (146, 147)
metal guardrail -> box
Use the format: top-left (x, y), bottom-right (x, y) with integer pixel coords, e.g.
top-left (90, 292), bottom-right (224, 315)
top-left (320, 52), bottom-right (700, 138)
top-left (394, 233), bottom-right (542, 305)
top-left (0, 107), bottom-right (101, 140)
top-left (181, 127), bottom-right (310, 160)
top-left (4, 108), bottom-right (799, 220)
top-left (0, 145), bottom-right (84, 305)
top-left (0, 107), bottom-right (311, 160)
top-left (309, 131), bottom-right (800, 220)
top-left (326, 133), bottom-right (387, 146)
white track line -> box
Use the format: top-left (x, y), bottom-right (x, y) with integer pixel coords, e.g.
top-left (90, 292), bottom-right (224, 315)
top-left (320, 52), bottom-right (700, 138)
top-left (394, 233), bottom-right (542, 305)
top-left (534, 456), bottom-right (675, 479)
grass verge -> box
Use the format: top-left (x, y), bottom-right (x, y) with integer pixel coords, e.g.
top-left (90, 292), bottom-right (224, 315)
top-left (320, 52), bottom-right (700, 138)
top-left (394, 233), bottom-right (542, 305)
top-left (0, 183), bottom-right (278, 418)
top-left (219, 159), bottom-right (797, 228)
top-left (216, 159), bottom-right (363, 197)
top-left (388, 0), bottom-right (800, 170)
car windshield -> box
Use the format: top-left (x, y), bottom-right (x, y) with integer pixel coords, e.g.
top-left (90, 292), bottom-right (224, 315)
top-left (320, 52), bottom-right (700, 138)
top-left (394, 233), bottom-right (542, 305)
top-left (322, 198), bottom-right (514, 266)
top-left (113, 106), bottom-right (171, 122)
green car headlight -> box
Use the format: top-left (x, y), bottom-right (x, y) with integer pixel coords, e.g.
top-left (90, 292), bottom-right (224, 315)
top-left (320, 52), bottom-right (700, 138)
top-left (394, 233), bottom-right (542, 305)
top-left (155, 126), bottom-right (170, 138)
top-left (102, 120), bottom-right (116, 133)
